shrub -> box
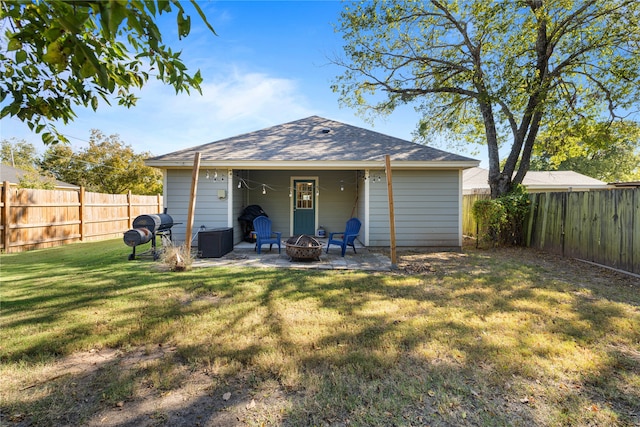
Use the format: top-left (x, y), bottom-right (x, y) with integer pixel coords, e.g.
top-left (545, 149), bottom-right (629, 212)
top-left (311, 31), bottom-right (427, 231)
top-left (472, 185), bottom-right (530, 247)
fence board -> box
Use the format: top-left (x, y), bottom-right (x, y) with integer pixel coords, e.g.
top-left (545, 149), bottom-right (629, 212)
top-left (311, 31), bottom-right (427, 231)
top-left (0, 184), bottom-right (162, 253)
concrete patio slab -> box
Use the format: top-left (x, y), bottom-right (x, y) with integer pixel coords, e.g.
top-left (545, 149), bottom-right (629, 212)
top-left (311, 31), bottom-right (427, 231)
top-left (192, 241), bottom-right (392, 272)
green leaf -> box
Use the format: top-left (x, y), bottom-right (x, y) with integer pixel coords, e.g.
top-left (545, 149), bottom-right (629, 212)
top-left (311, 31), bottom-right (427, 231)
top-left (189, 0), bottom-right (217, 35)
top-left (42, 132), bottom-right (56, 145)
top-left (15, 50), bottom-right (27, 64)
top-left (157, 0), bottom-right (172, 13)
top-left (7, 38), bottom-right (22, 51)
top-left (75, 41), bottom-right (109, 87)
top-left (79, 60), bottom-right (97, 78)
top-left (107, 1), bottom-right (128, 36)
top-left (177, 11), bottom-right (191, 39)
top-left (143, 0), bottom-right (156, 16)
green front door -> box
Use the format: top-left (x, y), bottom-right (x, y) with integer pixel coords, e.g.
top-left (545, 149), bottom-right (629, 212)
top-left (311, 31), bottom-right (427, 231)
top-left (293, 179), bottom-right (316, 235)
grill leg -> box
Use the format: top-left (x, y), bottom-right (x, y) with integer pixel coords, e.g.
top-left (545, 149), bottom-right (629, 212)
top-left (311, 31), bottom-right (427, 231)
top-left (151, 233), bottom-right (159, 260)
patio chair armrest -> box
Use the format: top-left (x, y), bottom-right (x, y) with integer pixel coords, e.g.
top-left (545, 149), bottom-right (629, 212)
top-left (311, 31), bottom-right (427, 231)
top-left (273, 231), bottom-right (282, 239)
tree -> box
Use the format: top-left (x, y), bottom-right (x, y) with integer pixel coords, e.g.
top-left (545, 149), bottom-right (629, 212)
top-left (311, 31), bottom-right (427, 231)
top-left (332, 0), bottom-right (640, 197)
top-left (1, 138), bottom-right (39, 169)
top-left (530, 120), bottom-right (640, 182)
top-left (1, 1), bottom-right (215, 144)
top-left (1, 138), bottom-right (58, 189)
top-left (40, 129), bottom-right (163, 195)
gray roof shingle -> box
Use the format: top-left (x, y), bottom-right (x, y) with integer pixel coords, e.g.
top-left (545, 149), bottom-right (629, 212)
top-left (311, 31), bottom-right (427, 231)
top-left (0, 164), bottom-right (79, 189)
top-left (148, 116), bottom-right (477, 164)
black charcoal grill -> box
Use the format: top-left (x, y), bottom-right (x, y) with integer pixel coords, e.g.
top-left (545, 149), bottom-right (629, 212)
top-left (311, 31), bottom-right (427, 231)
top-left (237, 205), bottom-right (267, 242)
top-left (123, 213), bottom-right (174, 260)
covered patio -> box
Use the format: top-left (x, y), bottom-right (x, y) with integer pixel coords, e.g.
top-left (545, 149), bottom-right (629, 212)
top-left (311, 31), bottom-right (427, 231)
top-left (192, 238), bottom-right (392, 271)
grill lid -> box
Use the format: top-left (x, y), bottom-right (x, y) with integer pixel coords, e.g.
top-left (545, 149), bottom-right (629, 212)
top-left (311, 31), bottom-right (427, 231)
top-left (132, 213), bottom-right (173, 232)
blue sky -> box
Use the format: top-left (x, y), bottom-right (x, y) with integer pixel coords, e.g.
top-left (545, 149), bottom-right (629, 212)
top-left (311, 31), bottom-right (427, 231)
top-left (0, 1), bottom-right (484, 165)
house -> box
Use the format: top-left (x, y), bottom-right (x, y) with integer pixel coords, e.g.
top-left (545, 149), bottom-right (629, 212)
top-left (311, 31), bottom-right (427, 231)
top-left (0, 164), bottom-right (80, 190)
top-left (463, 167), bottom-right (611, 194)
top-left (145, 116), bottom-right (479, 249)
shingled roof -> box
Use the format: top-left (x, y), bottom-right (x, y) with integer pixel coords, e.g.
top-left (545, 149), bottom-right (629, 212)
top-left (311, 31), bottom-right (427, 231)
top-left (146, 116), bottom-right (478, 168)
top-left (0, 164), bottom-right (79, 189)
top-left (463, 167), bottom-right (610, 193)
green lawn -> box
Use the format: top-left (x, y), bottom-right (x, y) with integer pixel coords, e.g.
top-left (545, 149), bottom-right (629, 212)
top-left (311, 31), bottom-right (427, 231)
top-left (1, 239), bottom-right (639, 426)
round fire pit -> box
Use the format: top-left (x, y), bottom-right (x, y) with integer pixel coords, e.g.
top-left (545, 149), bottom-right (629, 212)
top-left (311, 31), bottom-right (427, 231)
top-left (285, 235), bottom-right (323, 261)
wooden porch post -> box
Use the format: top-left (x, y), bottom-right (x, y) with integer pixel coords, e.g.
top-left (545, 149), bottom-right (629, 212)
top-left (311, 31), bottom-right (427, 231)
top-left (385, 155), bottom-right (397, 267)
top-left (185, 152), bottom-right (201, 246)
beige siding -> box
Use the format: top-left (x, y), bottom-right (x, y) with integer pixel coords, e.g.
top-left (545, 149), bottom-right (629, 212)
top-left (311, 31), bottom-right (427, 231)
top-left (166, 169), bottom-right (230, 245)
top-left (368, 169), bottom-right (461, 247)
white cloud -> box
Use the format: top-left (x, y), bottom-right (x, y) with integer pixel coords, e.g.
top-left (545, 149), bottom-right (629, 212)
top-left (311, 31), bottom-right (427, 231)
top-left (107, 67), bottom-right (315, 153)
top-left (1, 68), bottom-right (315, 156)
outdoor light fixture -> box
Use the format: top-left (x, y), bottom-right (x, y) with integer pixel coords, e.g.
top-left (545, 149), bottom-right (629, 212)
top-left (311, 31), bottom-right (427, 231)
top-left (340, 180), bottom-right (344, 191)
top-left (262, 184), bottom-right (267, 195)
top-left (205, 170), bottom-right (210, 180)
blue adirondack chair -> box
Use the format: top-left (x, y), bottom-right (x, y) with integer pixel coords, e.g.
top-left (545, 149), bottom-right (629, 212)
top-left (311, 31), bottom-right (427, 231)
top-left (326, 218), bottom-right (361, 256)
top-left (253, 216), bottom-right (281, 254)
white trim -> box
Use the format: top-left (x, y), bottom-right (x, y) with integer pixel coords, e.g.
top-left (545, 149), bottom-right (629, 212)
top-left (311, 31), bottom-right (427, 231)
top-left (162, 170), bottom-right (168, 210)
top-left (364, 169), bottom-right (370, 246)
top-left (147, 160), bottom-right (480, 170)
top-left (227, 169), bottom-right (233, 228)
top-left (458, 169), bottom-right (463, 247)
top-left (289, 176), bottom-right (319, 236)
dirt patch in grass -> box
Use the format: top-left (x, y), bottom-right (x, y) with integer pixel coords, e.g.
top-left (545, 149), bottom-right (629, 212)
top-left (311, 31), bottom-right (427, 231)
top-left (388, 242), bottom-right (640, 304)
top-left (4, 346), bottom-right (290, 427)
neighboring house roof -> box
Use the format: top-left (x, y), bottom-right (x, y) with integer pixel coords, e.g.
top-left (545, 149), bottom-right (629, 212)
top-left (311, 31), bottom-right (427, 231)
top-left (0, 164), bottom-right (79, 190)
top-left (608, 181), bottom-right (640, 188)
top-left (146, 116), bottom-right (479, 169)
top-left (463, 167), bottom-right (610, 193)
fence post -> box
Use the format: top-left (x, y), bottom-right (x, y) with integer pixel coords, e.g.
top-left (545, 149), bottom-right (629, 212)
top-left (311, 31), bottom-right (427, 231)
top-left (157, 193), bottom-right (162, 213)
top-left (79, 186), bottom-right (85, 241)
top-left (2, 181), bottom-right (10, 252)
top-left (127, 190), bottom-right (133, 229)
top-left (561, 192), bottom-right (567, 257)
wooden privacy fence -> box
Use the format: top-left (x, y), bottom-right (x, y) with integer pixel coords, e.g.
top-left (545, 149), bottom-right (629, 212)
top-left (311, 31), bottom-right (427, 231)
top-left (463, 188), bottom-right (639, 274)
top-left (462, 193), bottom-right (490, 237)
top-left (1, 182), bottom-right (162, 253)
top-left (527, 188), bottom-right (638, 274)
